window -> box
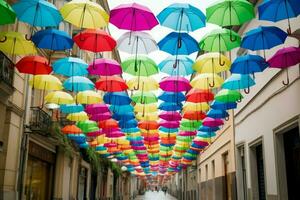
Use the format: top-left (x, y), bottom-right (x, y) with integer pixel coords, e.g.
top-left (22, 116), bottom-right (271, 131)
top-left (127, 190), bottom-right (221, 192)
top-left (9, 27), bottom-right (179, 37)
top-left (205, 164), bottom-right (208, 181)
top-left (212, 160), bottom-right (215, 179)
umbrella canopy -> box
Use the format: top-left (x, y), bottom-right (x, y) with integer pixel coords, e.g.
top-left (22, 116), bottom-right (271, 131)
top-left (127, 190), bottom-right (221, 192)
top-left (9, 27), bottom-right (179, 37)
top-left (87, 58), bottom-right (122, 76)
top-left (202, 117), bottom-right (224, 127)
top-left (60, 0), bottom-right (109, 29)
top-left (76, 120), bottom-right (98, 133)
top-left (207, 109), bottom-right (229, 119)
top-left (132, 92), bottom-right (157, 104)
top-left (191, 73), bottom-right (224, 89)
top-left (85, 103), bottom-right (109, 114)
top-left (45, 91), bottom-right (74, 104)
top-left (63, 76), bottom-right (94, 92)
top-left (32, 29), bottom-right (73, 51)
top-left (159, 111), bottom-right (182, 121)
top-left (159, 56), bottom-right (194, 76)
top-left (206, 0), bottom-right (254, 26)
top-left (117, 31), bottom-right (157, 54)
top-left (193, 53), bottom-right (231, 73)
top-left (159, 102), bottom-right (183, 111)
top-left (222, 74), bottom-right (255, 93)
top-left (29, 75), bottom-right (62, 90)
top-left (12, 0), bottom-right (62, 27)
top-left (158, 92), bottom-right (185, 102)
top-left (67, 111), bottom-right (89, 122)
top-left (53, 57), bottom-right (88, 77)
top-left (103, 92), bottom-right (131, 105)
top-left (0, 0), bottom-right (16, 25)
top-left (157, 3), bottom-right (206, 32)
top-left (215, 89), bottom-right (243, 103)
top-left (75, 90), bottom-right (102, 104)
top-left (211, 100), bottom-right (237, 110)
top-left (15, 56), bottom-right (52, 75)
top-left (158, 32), bottom-right (199, 55)
top-left (99, 119), bottom-right (119, 129)
top-left (121, 56), bottom-right (158, 76)
top-left (230, 54), bottom-right (269, 74)
top-left (134, 103), bottom-right (158, 113)
top-left (183, 102), bottom-right (210, 112)
top-left (138, 121), bottom-right (159, 130)
top-left (73, 29), bottom-right (116, 53)
top-left (96, 76), bottom-right (128, 92)
top-left (110, 3), bottom-right (158, 31)
top-left (159, 76), bottom-right (191, 92)
top-left (186, 89), bottom-right (214, 103)
top-left (0, 31), bottom-right (36, 55)
top-left (90, 112), bottom-right (112, 121)
top-left (136, 113), bottom-right (159, 121)
top-left (60, 104), bottom-right (84, 114)
top-left (62, 125), bottom-right (82, 134)
top-left (127, 77), bottom-right (159, 91)
top-left (110, 105), bottom-right (134, 114)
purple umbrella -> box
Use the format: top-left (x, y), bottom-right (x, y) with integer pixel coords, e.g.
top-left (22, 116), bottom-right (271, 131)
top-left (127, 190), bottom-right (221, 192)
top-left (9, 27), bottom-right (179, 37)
top-left (88, 58), bottom-right (122, 76)
top-left (110, 3), bottom-right (158, 31)
top-left (159, 111), bottom-right (182, 121)
top-left (85, 104), bottom-right (109, 114)
top-left (202, 117), bottom-right (224, 127)
top-left (159, 120), bottom-right (180, 128)
top-left (160, 76), bottom-right (191, 92)
top-left (89, 112), bottom-right (112, 121)
top-left (268, 46), bottom-right (300, 85)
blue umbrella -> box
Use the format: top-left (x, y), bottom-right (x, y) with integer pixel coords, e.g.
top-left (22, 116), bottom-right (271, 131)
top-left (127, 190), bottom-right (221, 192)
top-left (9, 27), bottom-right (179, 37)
top-left (12, 0), bottom-right (62, 29)
top-left (110, 105), bottom-right (133, 114)
top-left (158, 92), bottom-right (185, 102)
top-left (196, 131), bottom-right (216, 137)
top-left (157, 3), bottom-right (206, 32)
top-left (32, 29), bottom-right (73, 51)
top-left (230, 54), bottom-right (269, 75)
top-left (241, 26), bottom-right (288, 58)
top-left (122, 127), bottom-right (140, 133)
top-left (198, 125), bottom-right (220, 132)
top-left (60, 103), bottom-right (84, 114)
top-left (159, 55), bottom-right (195, 76)
top-left (158, 32), bottom-right (199, 55)
top-left (207, 109), bottom-right (229, 119)
top-left (222, 74), bottom-right (256, 94)
top-left (159, 102), bottom-right (183, 111)
top-left (113, 113), bottom-right (135, 121)
top-left (159, 127), bottom-right (178, 133)
top-left (119, 119), bottom-right (138, 129)
top-left (211, 100), bottom-right (237, 110)
top-left (63, 76), bottom-right (94, 92)
top-left (53, 57), bottom-right (88, 77)
top-left (103, 92), bottom-right (131, 105)
top-left (258, 0), bottom-right (300, 33)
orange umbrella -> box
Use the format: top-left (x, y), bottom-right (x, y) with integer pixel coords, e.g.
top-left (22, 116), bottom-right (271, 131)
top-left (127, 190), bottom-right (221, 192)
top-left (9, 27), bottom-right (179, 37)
top-left (61, 125), bottom-right (82, 134)
top-left (182, 111), bottom-right (206, 120)
top-left (98, 119), bottom-right (119, 129)
top-left (138, 121), bottom-right (159, 130)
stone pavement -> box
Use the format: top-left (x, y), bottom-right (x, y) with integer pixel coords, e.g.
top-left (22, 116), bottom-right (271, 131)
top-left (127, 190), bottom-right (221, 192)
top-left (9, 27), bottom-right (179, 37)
top-left (134, 191), bottom-right (177, 200)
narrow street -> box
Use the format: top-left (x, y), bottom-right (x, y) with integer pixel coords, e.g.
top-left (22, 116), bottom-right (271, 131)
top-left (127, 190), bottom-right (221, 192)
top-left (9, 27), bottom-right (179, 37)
top-left (135, 191), bottom-right (177, 200)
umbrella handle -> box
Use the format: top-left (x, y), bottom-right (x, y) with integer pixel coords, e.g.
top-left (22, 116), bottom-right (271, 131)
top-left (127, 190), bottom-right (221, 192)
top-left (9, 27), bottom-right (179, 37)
top-left (225, 116), bottom-right (229, 121)
top-left (219, 54), bottom-right (225, 66)
top-left (230, 31), bottom-right (237, 42)
top-left (237, 97), bottom-right (242, 103)
top-left (282, 68), bottom-right (290, 86)
top-left (25, 34), bottom-right (32, 41)
top-left (177, 37), bottom-right (182, 48)
top-left (244, 87), bottom-right (250, 94)
top-left (133, 81), bottom-right (140, 90)
top-left (0, 36), bottom-right (7, 42)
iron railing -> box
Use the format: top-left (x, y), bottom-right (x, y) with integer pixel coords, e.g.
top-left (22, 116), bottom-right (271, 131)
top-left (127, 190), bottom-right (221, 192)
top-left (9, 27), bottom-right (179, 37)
top-left (29, 107), bottom-right (52, 136)
top-left (0, 51), bottom-right (14, 87)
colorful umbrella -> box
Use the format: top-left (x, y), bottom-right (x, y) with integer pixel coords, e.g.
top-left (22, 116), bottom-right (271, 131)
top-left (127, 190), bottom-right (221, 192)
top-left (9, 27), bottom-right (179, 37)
top-left (127, 77), bottom-right (158, 91)
top-left (211, 100), bottom-right (237, 110)
top-left (222, 74), bottom-right (255, 93)
top-left (0, 31), bottom-right (36, 55)
top-left (63, 76), bottom-right (94, 92)
top-left (0, 0), bottom-right (16, 25)
top-left (75, 90), bottom-right (102, 104)
top-left (159, 102), bottom-right (183, 111)
top-left (183, 102), bottom-right (210, 112)
top-left (85, 104), bottom-right (109, 114)
top-left (132, 92), bottom-right (157, 104)
top-left (190, 73), bottom-right (224, 89)
top-left (159, 111), bottom-right (182, 121)
top-left (158, 92), bottom-right (185, 102)
top-left (134, 103), bottom-right (158, 113)
top-left (90, 112), bottom-right (112, 121)
top-left (99, 119), bottom-right (119, 129)
top-left (202, 117), bottom-right (224, 127)
top-left (29, 75), bottom-right (62, 90)
top-left (103, 92), bottom-right (131, 105)
top-left (159, 55), bottom-right (194, 76)
top-left (207, 109), bottom-right (229, 119)
top-left (159, 76), bottom-right (191, 92)
top-left (157, 3), bottom-right (206, 32)
top-left (62, 125), bottom-right (82, 134)
top-left (268, 46), bottom-right (300, 85)
top-left (15, 56), bottom-right (52, 75)
top-left (87, 58), bottom-right (122, 76)
top-left (186, 89), bottom-right (214, 103)
top-left (215, 89), bottom-right (243, 103)
top-left (121, 56), bottom-right (158, 76)
top-left (96, 76), bottom-right (128, 92)
top-left (45, 91), bottom-right (74, 104)
top-left (110, 3), bottom-right (158, 31)
top-left (67, 111), bottom-right (89, 122)
top-left (53, 57), bottom-right (88, 77)
top-left (60, 0), bottom-right (109, 29)
top-left (60, 104), bottom-right (84, 114)
top-left (138, 121), bottom-right (159, 130)
top-left (193, 53), bottom-right (231, 74)
top-left (76, 120), bottom-right (98, 133)
top-left (110, 105), bottom-right (134, 114)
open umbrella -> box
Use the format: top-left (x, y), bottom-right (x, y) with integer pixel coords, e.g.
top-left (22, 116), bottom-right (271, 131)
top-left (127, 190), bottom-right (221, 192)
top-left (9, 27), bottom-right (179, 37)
top-left (76, 120), bottom-right (98, 133)
top-left (75, 90), bottom-right (102, 104)
top-left (159, 56), bottom-right (194, 76)
top-left (63, 76), bottom-right (94, 92)
top-left (158, 92), bottom-right (185, 102)
top-left (157, 3), bottom-right (206, 32)
top-left (53, 57), bottom-right (88, 77)
top-left (207, 109), bottom-right (229, 119)
top-left (186, 89), bottom-right (214, 103)
top-left (67, 111), bottom-right (89, 122)
top-left (60, 0), bottom-right (109, 29)
top-left (110, 105), bottom-right (134, 115)
top-left (45, 91), bottom-right (74, 105)
top-left (62, 125), bottom-right (82, 134)
top-left (183, 102), bottom-right (210, 112)
top-left (0, 0), bottom-right (16, 25)
top-left (110, 3), bottom-right (158, 31)
top-left (96, 76), bottom-right (128, 92)
top-left (159, 76), bottom-right (191, 92)
top-left (268, 46), bottom-right (300, 85)
top-left (241, 26), bottom-right (288, 58)
top-left (134, 103), bottom-right (158, 113)
top-left (85, 104), bottom-right (109, 114)
top-left (202, 117), bottom-right (224, 127)
top-left (0, 31), bottom-right (36, 55)
top-left (159, 102), bottom-right (183, 111)
top-left (87, 58), bottom-right (122, 76)
top-left (159, 111), bottom-right (182, 121)
top-left (60, 104), bottom-right (84, 114)
top-left (222, 74), bottom-right (255, 93)
top-left (193, 53), bottom-right (231, 73)
top-left (103, 92), bottom-right (132, 105)
top-left (15, 56), bottom-right (52, 75)
top-left (127, 77), bottom-right (158, 91)
top-left (190, 73), bottom-right (224, 89)
top-left (215, 89), bottom-right (243, 103)
top-left (211, 100), bottom-right (237, 110)
top-left (121, 56), bottom-right (158, 78)
top-left (132, 92), bottom-right (157, 104)
top-left (29, 75), bottom-right (62, 90)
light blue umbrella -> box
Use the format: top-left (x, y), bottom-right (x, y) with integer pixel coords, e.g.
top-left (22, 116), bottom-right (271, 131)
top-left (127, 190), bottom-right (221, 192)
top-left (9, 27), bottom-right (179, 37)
top-left (159, 55), bottom-right (194, 76)
top-left (53, 57), bottom-right (88, 77)
top-left (63, 76), bottom-right (95, 92)
top-left (222, 74), bottom-right (255, 93)
top-left (157, 3), bottom-right (206, 32)
top-left (60, 103), bottom-right (84, 114)
top-left (12, 0), bottom-right (62, 28)
top-left (230, 54), bottom-right (269, 75)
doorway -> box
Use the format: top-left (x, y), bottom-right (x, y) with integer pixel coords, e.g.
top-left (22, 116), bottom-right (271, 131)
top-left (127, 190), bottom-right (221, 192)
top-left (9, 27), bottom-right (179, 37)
top-left (255, 144), bottom-right (266, 200)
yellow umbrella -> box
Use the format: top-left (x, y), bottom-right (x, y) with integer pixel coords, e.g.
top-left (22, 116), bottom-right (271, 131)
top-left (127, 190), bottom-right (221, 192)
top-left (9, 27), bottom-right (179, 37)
top-left (127, 77), bottom-right (159, 91)
top-left (183, 102), bottom-right (210, 112)
top-left (29, 75), bottom-right (62, 90)
top-left (0, 31), bottom-right (36, 55)
top-left (134, 103), bottom-right (157, 113)
top-left (193, 53), bottom-right (231, 73)
top-left (67, 111), bottom-right (89, 121)
top-left (190, 73), bottom-right (224, 89)
top-left (45, 91), bottom-right (74, 104)
top-left (60, 0), bottom-right (109, 29)
top-left (140, 129), bottom-right (158, 134)
top-left (136, 113), bottom-right (159, 121)
top-left (75, 90), bottom-right (102, 104)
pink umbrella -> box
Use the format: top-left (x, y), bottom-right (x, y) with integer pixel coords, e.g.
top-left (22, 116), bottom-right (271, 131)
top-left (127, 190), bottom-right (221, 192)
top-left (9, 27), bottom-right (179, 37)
top-left (159, 111), bottom-right (182, 121)
top-left (144, 137), bottom-right (160, 141)
top-left (159, 120), bottom-right (180, 129)
top-left (85, 104), bottom-right (109, 114)
top-left (159, 76), bottom-right (191, 92)
top-left (268, 46), bottom-right (300, 85)
top-left (193, 140), bottom-right (209, 147)
top-left (202, 117), bottom-right (224, 127)
top-left (178, 131), bottom-right (197, 137)
top-left (88, 58), bottom-right (122, 76)
top-left (133, 146), bottom-right (147, 150)
top-left (104, 143), bottom-right (117, 148)
top-left (110, 3), bottom-right (158, 31)
top-left (106, 131), bottom-right (125, 138)
top-left (89, 112), bottom-right (112, 121)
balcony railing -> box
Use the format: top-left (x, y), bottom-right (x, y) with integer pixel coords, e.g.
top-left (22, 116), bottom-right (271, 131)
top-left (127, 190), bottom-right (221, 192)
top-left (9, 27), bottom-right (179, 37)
top-left (29, 107), bottom-right (52, 136)
top-left (0, 51), bottom-right (14, 87)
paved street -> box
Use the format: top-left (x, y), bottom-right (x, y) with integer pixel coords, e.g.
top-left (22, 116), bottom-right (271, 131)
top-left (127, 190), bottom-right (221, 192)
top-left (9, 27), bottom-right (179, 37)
top-left (135, 191), bottom-right (177, 200)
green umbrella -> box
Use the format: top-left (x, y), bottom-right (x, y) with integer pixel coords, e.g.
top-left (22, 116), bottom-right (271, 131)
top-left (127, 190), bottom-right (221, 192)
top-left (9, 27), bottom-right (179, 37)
top-left (181, 119), bottom-right (202, 128)
top-left (206, 0), bottom-right (255, 27)
top-left (199, 28), bottom-right (241, 65)
top-left (180, 125), bottom-right (198, 132)
top-left (0, 0), bottom-right (16, 25)
top-left (76, 120), bottom-right (98, 133)
top-left (215, 89), bottom-right (243, 103)
top-left (132, 91), bottom-right (157, 104)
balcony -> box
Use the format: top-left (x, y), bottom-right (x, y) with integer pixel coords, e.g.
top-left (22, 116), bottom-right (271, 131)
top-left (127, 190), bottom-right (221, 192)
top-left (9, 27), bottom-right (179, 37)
top-left (29, 107), bottom-right (52, 136)
top-left (0, 51), bottom-right (14, 95)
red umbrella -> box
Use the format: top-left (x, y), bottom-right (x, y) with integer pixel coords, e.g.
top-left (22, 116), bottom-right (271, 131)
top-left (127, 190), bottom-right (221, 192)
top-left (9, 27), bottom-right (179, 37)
top-left (73, 29), bottom-right (116, 53)
top-left (16, 56), bottom-right (52, 75)
top-left (98, 119), bottom-right (119, 129)
top-left (96, 76), bottom-right (128, 92)
top-left (182, 111), bottom-right (206, 120)
top-left (186, 89), bottom-right (214, 103)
